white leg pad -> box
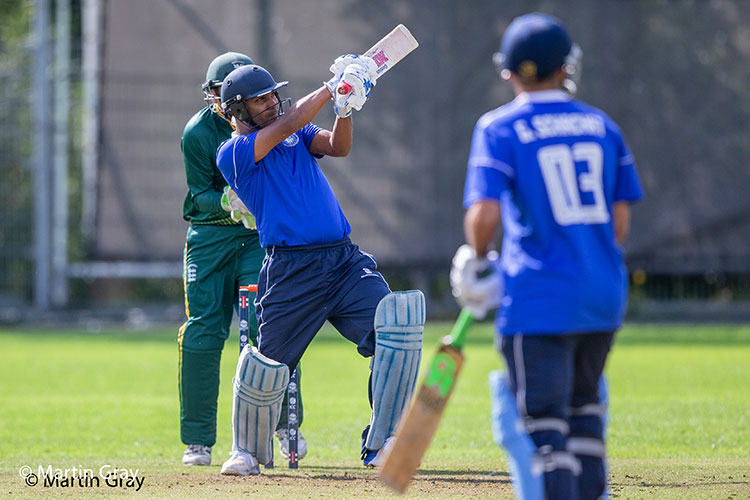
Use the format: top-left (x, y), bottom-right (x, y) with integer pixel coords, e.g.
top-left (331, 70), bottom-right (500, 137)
top-left (231, 345), bottom-right (289, 465)
top-left (366, 290), bottom-right (425, 450)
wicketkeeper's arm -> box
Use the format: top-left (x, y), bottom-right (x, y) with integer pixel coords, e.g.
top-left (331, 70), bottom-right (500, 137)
top-left (182, 131), bottom-right (225, 213)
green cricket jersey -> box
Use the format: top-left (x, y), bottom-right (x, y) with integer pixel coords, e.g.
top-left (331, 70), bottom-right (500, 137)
top-left (181, 106), bottom-right (239, 225)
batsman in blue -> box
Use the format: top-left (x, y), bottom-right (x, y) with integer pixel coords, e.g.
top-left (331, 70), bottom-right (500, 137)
top-left (214, 57), bottom-right (425, 476)
top-left (450, 12), bottom-right (643, 500)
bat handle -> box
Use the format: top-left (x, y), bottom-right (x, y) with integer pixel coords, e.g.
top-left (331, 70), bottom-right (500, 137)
top-left (445, 308), bottom-right (474, 349)
top-left (337, 82), bottom-right (352, 95)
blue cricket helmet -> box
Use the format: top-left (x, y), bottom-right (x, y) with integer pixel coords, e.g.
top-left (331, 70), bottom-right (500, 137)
top-left (220, 65), bottom-right (289, 123)
top-left (495, 13), bottom-right (573, 81)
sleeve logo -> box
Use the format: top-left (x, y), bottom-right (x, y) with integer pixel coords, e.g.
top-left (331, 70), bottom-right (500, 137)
top-left (283, 133), bottom-right (299, 147)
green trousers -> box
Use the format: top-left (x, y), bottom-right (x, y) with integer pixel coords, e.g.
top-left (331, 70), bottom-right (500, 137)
top-left (178, 224), bottom-right (303, 446)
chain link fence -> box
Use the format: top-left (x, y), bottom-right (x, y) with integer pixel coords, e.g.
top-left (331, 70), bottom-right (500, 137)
top-left (0, 0), bottom-right (33, 319)
top-left (4, 0), bottom-right (750, 320)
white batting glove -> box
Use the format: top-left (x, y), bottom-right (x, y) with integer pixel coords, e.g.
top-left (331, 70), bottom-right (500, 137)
top-left (329, 54), bottom-right (364, 79)
top-left (450, 244), bottom-right (503, 320)
top-left (334, 62), bottom-right (375, 111)
top-left (331, 54), bottom-right (378, 80)
top-left (333, 101), bottom-right (352, 118)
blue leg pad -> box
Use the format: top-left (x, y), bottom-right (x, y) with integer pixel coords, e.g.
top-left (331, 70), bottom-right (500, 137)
top-left (365, 290), bottom-right (425, 450)
top-left (489, 370), bottom-right (544, 500)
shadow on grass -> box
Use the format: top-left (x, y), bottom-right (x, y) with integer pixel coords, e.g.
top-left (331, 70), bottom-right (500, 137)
top-left (278, 465), bottom-right (510, 485)
top-left (613, 479), bottom-right (750, 488)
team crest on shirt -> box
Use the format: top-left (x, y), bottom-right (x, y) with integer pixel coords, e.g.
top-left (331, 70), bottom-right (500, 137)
top-left (283, 133), bottom-right (299, 147)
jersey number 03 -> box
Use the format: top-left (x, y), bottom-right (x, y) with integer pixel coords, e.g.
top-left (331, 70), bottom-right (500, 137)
top-left (538, 142), bottom-right (610, 226)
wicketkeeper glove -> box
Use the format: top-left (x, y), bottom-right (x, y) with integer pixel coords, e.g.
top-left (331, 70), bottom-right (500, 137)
top-left (221, 186), bottom-right (257, 230)
top-left (450, 244), bottom-right (503, 320)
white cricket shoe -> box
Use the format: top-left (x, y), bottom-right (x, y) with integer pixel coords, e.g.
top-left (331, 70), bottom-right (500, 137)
top-left (363, 436), bottom-right (395, 468)
top-left (220, 451), bottom-right (260, 476)
top-left (182, 444), bottom-right (212, 466)
top-left (275, 428), bottom-right (308, 460)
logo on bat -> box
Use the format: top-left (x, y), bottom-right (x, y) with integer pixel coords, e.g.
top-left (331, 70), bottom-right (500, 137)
top-left (372, 49), bottom-right (390, 72)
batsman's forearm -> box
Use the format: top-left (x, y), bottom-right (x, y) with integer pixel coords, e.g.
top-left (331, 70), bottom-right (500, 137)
top-left (328, 116), bottom-right (352, 156)
top-left (255, 87), bottom-right (336, 162)
top-left (278, 87), bottom-right (331, 137)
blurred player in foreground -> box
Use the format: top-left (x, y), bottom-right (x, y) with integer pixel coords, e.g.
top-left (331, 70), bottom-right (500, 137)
top-left (213, 57), bottom-right (425, 475)
top-left (178, 52), bottom-right (306, 467)
top-left (450, 13), bottom-right (642, 500)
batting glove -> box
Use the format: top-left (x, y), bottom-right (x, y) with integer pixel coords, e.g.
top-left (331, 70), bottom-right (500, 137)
top-left (334, 62), bottom-right (375, 111)
top-left (330, 54), bottom-right (378, 81)
top-left (450, 244), bottom-right (503, 320)
top-left (330, 54), bottom-right (364, 79)
top-left (333, 101), bottom-right (352, 118)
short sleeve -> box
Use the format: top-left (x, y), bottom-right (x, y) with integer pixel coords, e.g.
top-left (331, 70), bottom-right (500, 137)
top-left (300, 123), bottom-right (323, 149)
top-left (463, 119), bottom-right (514, 208)
top-left (613, 132), bottom-right (644, 203)
top-left (216, 133), bottom-right (258, 189)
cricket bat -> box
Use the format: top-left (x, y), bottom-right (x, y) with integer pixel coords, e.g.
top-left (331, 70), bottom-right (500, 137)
top-left (379, 308), bottom-right (474, 493)
top-left (337, 24), bottom-right (419, 95)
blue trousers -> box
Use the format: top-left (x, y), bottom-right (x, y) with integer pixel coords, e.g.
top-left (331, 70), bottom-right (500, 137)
top-left (500, 331), bottom-right (614, 500)
top-left (255, 238), bottom-right (391, 370)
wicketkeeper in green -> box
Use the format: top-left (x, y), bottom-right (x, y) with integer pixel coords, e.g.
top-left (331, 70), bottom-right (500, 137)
top-left (178, 52), bottom-right (307, 466)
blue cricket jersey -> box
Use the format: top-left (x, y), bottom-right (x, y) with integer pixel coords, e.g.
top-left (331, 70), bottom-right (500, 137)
top-left (464, 90), bottom-right (643, 335)
top-left (216, 123), bottom-right (351, 247)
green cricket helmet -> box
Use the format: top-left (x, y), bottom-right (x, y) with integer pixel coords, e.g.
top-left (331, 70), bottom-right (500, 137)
top-left (202, 52), bottom-right (255, 93)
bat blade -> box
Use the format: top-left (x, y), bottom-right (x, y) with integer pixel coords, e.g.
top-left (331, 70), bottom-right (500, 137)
top-left (337, 24), bottom-right (419, 94)
top-left (363, 23), bottom-right (419, 80)
top-left (378, 310), bottom-right (473, 493)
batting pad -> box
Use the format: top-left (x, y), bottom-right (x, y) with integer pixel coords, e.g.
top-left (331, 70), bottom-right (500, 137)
top-left (489, 370), bottom-right (544, 500)
top-left (366, 290), bottom-right (425, 450)
top-left (231, 345), bottom-right (289, 465)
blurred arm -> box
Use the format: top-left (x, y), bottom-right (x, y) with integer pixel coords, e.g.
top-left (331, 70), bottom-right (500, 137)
top-left (464, 200), bottom-right (501, 257)
top-left (613, 201), bottom-right (631, 244)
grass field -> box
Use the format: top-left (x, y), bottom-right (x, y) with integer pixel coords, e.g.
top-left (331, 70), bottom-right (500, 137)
top-left (1, 320), bottom-right (749, 499)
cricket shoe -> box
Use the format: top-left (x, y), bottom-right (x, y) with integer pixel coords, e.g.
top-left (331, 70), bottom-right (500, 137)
top-left (362, 436), bottom-right (396, 468)
top-left (220, 451), bottom-right (260, 476)
top-left (275, 428), bottom-right (308, 460)
top-left (182, 444), bottom-right (212, 466)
